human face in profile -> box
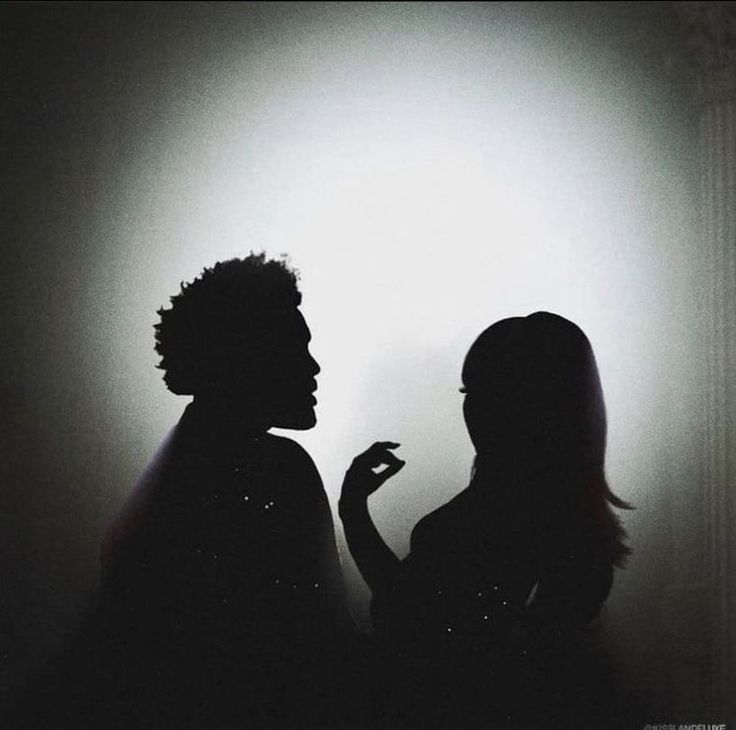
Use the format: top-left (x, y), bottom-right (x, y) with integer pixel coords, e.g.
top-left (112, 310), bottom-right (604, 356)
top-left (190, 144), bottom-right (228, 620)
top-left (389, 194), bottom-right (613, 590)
top-left (259, 308), bottom-right (321, 430)
top-left (208, 307), bottom-right (320, 430)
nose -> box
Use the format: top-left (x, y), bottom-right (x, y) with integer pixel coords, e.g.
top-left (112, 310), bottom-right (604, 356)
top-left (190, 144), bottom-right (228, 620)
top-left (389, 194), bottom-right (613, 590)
top-left (309, 351), bottom-right (321, 377)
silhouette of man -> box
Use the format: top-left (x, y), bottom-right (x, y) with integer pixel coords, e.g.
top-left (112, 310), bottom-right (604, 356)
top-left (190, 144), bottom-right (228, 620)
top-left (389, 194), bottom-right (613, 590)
top-left (100, 255), bottom-right (352, 728)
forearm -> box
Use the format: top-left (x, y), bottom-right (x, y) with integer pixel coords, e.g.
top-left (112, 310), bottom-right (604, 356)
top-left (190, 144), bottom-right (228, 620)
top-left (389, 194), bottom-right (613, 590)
top-left (339, 497), bottom-right (400, 595)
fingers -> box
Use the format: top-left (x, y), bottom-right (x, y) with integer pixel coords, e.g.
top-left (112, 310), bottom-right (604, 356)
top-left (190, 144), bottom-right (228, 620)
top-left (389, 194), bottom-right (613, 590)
top-left (343, 441), bottom-right (406, 500)
top-left (362, 442), bottom-right (401, 458)
top-left (373, 458), bottom-right (405, 486)
top-left (374, 441), bottom-right (401, 449)
top-left (352, 441), bottom-right (402, 470)
top-left (378, 449), bottom-right (404, 471)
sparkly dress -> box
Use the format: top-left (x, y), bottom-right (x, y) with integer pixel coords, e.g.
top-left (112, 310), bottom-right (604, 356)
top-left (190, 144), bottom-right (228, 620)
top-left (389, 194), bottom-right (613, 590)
top-left (101, 404), bottom-right (353, 727)
top-left (369, 479), bottom-right (616, 728)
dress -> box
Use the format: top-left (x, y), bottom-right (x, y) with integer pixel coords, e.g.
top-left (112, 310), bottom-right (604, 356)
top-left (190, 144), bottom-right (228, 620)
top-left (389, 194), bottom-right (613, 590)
top-left (369, 480), bottom-right (616, 729)
top-left (100, 404), bottom-right (353, 728)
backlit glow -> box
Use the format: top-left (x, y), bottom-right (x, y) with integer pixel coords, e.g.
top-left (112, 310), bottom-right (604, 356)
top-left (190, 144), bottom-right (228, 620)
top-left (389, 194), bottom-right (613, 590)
top-left (95, 5), bottom-right (694, 610)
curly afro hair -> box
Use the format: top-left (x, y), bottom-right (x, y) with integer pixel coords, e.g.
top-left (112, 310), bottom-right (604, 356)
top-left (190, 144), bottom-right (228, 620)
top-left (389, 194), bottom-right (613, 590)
top-left (154, 253), bottom-right (302, 395)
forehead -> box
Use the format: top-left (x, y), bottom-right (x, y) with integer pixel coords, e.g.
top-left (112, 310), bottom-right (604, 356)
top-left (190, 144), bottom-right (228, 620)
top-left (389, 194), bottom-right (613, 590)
top-left (287, 308), bottom-right (310, 339)
top-left (260, 307), bottom-right (311, 347)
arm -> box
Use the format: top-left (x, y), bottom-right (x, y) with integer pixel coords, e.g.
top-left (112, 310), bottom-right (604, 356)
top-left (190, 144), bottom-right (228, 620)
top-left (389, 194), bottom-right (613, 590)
top-left (338, 442), bottom-right (405, 595)
top-left (291, 444), bottom-right (354, 629)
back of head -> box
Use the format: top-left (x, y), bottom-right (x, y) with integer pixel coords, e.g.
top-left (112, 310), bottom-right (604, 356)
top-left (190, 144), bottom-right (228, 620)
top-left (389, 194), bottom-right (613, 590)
top-left (462, 312), bottom-right (631, 567)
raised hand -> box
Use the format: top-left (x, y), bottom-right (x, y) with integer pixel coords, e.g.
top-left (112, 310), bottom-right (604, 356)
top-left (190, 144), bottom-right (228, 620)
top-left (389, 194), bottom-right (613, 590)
top-left (340, 441), bottom-right (405, 506)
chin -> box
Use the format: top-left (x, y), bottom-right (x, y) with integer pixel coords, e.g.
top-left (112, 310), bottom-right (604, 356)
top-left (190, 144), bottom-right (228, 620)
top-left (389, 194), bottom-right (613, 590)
top-left (271, 407), bottom-right (317, 431)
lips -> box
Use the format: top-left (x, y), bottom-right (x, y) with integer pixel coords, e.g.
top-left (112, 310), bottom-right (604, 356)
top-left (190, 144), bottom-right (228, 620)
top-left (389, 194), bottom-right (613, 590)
top-left (294, 382), bottom-right (317, 407)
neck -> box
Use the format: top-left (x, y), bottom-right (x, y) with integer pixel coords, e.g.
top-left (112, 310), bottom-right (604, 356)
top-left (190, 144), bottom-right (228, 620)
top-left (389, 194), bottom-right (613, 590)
top-left (473, 451), bottom-right (529, 482)
top-left (186, 396), bottom-right (269, 444)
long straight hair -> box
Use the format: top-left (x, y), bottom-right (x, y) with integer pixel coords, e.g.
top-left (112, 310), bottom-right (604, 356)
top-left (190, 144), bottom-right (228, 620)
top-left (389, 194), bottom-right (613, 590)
top-left (461, 312), bottom-right (632, 568)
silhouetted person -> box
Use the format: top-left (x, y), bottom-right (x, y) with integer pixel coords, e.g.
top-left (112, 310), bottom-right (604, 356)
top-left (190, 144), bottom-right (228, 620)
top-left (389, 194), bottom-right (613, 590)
top-left (339, 312), bottom-right (632, 728)
top-left (97, 255), bottom-right (354, 728)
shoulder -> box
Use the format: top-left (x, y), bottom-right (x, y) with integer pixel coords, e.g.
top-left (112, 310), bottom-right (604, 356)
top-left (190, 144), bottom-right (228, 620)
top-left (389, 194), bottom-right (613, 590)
top-left (262, 433), bottom-right (317, 468)
top-left (261, 433), bottom-right (325, 490)
top-left (410, 487), bottom-right (478, 551)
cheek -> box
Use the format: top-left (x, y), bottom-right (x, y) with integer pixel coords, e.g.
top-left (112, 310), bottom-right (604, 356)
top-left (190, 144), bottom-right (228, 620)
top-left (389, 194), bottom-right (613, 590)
top-left (463, 399), bottom-right (484, 439)
top-left (463, 396), bottom-right (482, 424)
top-left (463, 397), bottom-right (504, 443)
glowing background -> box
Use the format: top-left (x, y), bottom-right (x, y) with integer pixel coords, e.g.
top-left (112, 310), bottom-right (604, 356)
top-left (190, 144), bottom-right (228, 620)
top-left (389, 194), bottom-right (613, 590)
top-left (98, 3), bottom-right (693, 612)
top-left (1, 1), bottom-right (699, 703)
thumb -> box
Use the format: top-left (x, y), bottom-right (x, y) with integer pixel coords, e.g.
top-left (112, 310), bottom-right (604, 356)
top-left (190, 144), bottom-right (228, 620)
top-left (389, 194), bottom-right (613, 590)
top-left (374, 458), bottom-right (405, 486)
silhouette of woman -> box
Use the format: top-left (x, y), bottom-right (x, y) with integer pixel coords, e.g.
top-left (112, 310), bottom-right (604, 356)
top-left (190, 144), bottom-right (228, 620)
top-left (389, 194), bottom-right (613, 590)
top-left (339, 312), bottom-right (632, 728)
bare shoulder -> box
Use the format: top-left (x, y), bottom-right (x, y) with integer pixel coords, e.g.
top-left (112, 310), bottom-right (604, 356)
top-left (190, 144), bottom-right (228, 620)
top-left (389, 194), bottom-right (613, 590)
top-left (409, 486), bottom-right (484, 551)
top-left (262, 433), bottom-right (322, 481)
top-left (262, 433), bottom-right (314, 461)
top-left (262, 435), bottom-right (332, 523)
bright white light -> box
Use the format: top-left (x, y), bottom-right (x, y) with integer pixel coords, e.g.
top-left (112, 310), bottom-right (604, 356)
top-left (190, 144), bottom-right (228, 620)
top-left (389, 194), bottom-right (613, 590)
top-left (99, 6), bottom-right (691, 607)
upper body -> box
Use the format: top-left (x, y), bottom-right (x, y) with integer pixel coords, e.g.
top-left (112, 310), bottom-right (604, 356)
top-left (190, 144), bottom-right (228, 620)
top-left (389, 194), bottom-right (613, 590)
top-left (369, 478), bottom-right (613, 650)
top-left (98, 255), bottom-right (356, 726)
top-left (339, 313), bottom-right (631, 725)
top-left (101, 403), bottom-right (350, 673)
top-left (344, 469), bottom-right (613, 659)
